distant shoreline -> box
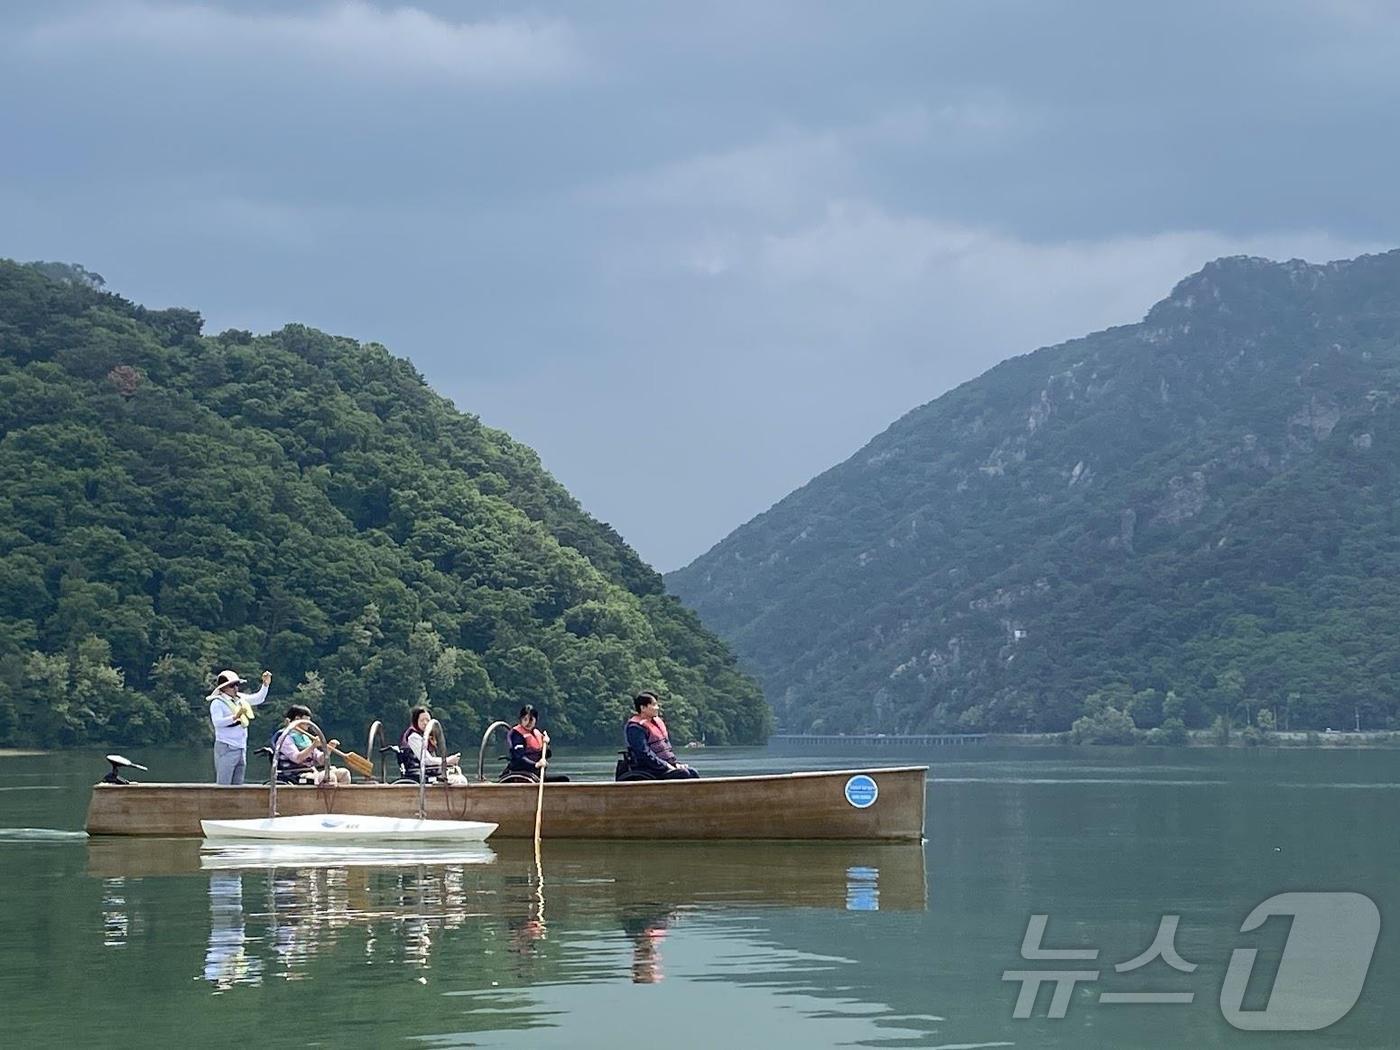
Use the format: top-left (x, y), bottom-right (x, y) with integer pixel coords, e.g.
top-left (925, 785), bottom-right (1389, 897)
top-left (986, 730), bottom-right (1400, 748)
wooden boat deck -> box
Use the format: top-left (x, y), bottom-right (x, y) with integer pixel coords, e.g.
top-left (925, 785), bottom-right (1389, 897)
top-left (86, 766), bottom-right (927, 841)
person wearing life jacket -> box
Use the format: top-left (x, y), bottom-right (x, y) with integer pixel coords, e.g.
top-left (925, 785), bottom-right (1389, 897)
top-left (625, 692), bottom-right (700, 779)
top-left (507, 704), bottom-right (570, 782)
top-left (274, 704), bottom-right (350, 785)
top-left (400, 706), bottom-right (464, 783)
top-left (208, 669), bottom-right (271, 785)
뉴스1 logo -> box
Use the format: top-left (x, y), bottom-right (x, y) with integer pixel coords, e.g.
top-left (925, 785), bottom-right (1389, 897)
top-left (1003, 891), bottom-right (1380, 1032)
top-left (1220, 892), bottom-right (1380, 1031)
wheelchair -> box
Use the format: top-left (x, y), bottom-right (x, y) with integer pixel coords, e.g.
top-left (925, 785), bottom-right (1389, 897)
top-left (255, 746), bottom-right (320, 785)
top-left (381, 744), bottom-right (449, 785)
top-left (614, 749), bottom-right (662, 782)
top-left (493, 744), bottom-right (557, 784)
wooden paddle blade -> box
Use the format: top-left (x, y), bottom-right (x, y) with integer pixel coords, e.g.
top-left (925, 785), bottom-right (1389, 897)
top-left (342, 751), bottom-right (375, 778)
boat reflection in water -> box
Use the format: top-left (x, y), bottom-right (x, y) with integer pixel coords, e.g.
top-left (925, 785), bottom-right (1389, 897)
top-left (199, 842), bottom-right (498, 871)
top-left (86, 838), bottom-right (927, 991)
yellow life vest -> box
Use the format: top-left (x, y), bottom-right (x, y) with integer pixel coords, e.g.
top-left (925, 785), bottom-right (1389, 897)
top-left (219, 696), bottom-right (255, 727)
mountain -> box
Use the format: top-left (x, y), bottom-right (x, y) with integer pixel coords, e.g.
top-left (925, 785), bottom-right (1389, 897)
top-left (668, 250), bottom-right (1400, 736)
top-left (0, 260), bottom-right (766, 748)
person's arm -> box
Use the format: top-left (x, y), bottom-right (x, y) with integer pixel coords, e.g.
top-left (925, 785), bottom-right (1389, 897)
top-left (241, 675), bottom-right (270, 708)
top-left (210, 698), bottom-right (237, 729)
top-left (279, 735), bottom-right (309, 765)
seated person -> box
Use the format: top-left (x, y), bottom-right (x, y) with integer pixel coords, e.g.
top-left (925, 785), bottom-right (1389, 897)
top-left (624, 692), bottom-right (699, 779)
top-left (506, 704), bottom-right (570, 782)
top-left (276, 705), bottom-right (350, 785)
top-left (400, 705), bottom-right (465, 783)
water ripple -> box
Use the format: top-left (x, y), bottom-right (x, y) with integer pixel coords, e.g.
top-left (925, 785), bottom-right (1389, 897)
top-left (0, 827), bottom-right (88, 841)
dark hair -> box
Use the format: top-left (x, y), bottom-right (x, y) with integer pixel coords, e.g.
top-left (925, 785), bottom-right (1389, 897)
top-left (284, 704), bottom-right (312, 721)
top-left (408, 705), bottom-right (429, 731)
top-left (519, 704), bottom-right (539, 719)
top-left (633, 691), bottom-right (659, 713)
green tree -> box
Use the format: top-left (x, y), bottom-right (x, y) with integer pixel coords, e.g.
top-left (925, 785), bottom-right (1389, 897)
top-left (1070, 690), bottom-right (1138, 745)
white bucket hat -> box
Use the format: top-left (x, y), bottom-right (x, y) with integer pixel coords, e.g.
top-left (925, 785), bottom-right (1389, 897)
top-left (213, 670), bottom-right (246, 691)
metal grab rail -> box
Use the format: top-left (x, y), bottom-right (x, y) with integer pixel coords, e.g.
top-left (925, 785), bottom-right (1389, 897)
top-left (366, 720), bottom-right (388, 783)
top-left (418, 718), bottom-right (448, 820)
top-left (268, 718), bottom-right (326, 818)
top-left (477, 720), bottom-right (512, 783)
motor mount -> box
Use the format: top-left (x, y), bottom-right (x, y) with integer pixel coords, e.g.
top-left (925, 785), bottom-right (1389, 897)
top-left (102, 754), bottom-right (149, 785)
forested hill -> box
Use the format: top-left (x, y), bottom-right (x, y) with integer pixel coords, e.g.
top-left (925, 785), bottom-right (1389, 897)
top-left (0, 260), bottom-right (766, 748)
top-left (669, 250), bottom-right (1400, 737)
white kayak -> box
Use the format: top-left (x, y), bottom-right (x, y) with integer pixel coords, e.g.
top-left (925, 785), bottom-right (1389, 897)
top-left (199, 814), bottom-right (498, 843)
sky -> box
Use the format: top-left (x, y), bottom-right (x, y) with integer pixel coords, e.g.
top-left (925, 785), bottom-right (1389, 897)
top-left (2, 1), bottom-right (1397, 570)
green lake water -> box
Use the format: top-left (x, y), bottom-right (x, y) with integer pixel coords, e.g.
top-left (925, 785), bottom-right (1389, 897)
top-left (1, 745), bottom-right (1396, 1047)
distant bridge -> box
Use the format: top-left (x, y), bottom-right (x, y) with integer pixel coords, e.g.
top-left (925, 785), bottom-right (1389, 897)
top-left (769, 733), bottom-right (988, 749)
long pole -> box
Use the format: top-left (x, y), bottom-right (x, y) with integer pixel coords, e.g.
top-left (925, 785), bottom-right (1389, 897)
top-left (532, 733), bottom-right (549, 868)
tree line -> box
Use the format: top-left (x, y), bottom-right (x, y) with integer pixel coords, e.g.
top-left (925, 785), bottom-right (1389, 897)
top-left (0, 261), bottom-right (768, 749)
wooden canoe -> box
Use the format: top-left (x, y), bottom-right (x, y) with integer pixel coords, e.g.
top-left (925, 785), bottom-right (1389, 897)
top-left (85, 766), bottom-right (927, 841)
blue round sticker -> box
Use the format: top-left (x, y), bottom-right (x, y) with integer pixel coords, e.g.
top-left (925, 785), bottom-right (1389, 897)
top-left (844, 774), bottom-right (879, 809)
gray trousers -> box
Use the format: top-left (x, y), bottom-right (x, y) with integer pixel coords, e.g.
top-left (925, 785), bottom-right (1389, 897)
top-left (214, 742), bottom-right (247, 785)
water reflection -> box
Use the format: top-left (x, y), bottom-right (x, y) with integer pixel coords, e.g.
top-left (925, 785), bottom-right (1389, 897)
top-left (87, 838), bottom-right (929, 913)
top-left (620, 907), bottom-right (671, 983)
top-left (85, 838), bottom-right (927, 997)
top-left (100, 878), bottom-right (128, 947)
top-left (203, 873), bottom-right (260, 990)
top-left (504, 865), bottom-right (549, 974)
top-left (199, 842), bottom-right (497, 871)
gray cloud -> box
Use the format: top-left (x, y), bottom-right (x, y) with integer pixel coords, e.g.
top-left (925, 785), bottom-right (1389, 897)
top-left (22, 1), bottom-right (585, 84)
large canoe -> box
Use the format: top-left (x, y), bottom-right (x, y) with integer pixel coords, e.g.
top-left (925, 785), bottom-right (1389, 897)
top-left (85, 766), bottom-right (927, 841)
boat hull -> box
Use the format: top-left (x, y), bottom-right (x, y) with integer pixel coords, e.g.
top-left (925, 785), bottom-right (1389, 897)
top-left (86, 766), bottom-right (926, 840)
top-left (200, 814), bottom-right (498, 842)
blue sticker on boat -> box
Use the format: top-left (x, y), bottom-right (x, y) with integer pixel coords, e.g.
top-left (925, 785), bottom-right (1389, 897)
top-left (844, 774), bottom-right (878, 809)
top-left (320, 818), bottom-right (341, 828)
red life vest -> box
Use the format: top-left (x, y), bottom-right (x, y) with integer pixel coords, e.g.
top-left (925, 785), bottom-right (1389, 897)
top-left (628, 714), bottom-right (675, 764)
top-left (512, 724), bottom-right (545, 762)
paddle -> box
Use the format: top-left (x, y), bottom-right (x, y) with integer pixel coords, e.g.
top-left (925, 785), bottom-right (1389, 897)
top-left (326, 745), bottom-right (374, 779)
top-left (532, 732), bottom-right (549, 865)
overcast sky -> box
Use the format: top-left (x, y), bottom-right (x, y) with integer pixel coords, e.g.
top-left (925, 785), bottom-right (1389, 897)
top-left (2, 2), bottom-right (1396, 569)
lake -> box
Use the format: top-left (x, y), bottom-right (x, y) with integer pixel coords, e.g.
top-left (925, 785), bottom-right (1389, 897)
top-left (1, 745), bottom-right (1395, 1047)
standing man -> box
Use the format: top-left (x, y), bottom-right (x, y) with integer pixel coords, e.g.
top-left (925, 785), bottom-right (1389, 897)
top-left (625, 691), bottom-right (700, 779)
top-left (208, 668), bottom-right (270, 785)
